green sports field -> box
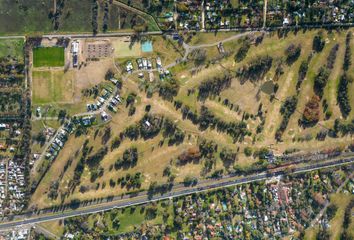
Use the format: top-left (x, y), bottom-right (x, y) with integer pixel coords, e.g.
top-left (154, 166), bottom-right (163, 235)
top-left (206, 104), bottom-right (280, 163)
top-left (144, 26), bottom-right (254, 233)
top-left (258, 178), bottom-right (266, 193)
top-left (33, 47), bottom-right (65, 67)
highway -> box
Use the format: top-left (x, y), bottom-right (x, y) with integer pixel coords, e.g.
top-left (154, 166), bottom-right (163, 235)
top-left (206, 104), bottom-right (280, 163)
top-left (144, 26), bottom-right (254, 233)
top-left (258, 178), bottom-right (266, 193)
top-left (0, 156), bottom-right (353, 231)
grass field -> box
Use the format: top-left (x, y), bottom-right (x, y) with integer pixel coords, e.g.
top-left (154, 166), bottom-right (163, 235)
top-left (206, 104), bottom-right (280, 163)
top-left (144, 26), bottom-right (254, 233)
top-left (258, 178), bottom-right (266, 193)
top-left (0, 38), bottom-right (24, 59)
top-left (33, 47), bottom-right (65, 67)
top-left (32, 70), bottom-right (74, 104)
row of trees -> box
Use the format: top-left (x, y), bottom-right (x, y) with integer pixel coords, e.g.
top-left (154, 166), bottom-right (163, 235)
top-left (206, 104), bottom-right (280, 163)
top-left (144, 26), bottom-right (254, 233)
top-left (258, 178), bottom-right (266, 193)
top-left (91, 0), bottom-right (99, 35)
top-left (236, 55), bottom-right (273, 83)
top-left (235, 38), bottom-right (251, 62)
top-left (343, 32), bottom-right (352, 71)
top-left (296, 54), bottom-right (312, 90)
top-left (117, 172), bottom-right (142, 189)
top-left (158, 77), bottom-right (180, 101)
top-left (338, 32), bottom-right (352, 118)
top-left (285, 44), bottom-right (301, 65)
top-left (326, 44), bottom-right (339, 69)
top-left (198, 73), bottom-right (232, 100)
top-left (199, 106), bottom-right (250, 142)
top-left (276, 96), bottom-right (298, 141)
top-left (337, 74), bottom-right (352, 118)
top-left (314, 67), bottom-right (330, 98)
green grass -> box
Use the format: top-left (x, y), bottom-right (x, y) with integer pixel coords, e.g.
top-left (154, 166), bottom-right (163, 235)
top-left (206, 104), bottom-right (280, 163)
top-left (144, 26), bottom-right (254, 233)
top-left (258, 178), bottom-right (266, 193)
top-left (0, 38), bottom-right (24, 59)
top-left (33, 47), bottom-right (65, 67)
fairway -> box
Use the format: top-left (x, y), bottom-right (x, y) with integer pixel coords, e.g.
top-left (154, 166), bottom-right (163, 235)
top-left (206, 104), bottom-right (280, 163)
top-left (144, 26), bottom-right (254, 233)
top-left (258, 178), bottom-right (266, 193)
top-left (32, 70), bottom-right (74, 104)
top-left (33, 47), bottom-right (65, 67)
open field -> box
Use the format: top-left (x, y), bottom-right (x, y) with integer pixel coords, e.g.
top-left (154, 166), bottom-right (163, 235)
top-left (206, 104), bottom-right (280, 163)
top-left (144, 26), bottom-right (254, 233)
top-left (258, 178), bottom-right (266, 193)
top-left (32, 70), bottom-right (74, 104)
top-left (33, 47), bottom-right (65, 67)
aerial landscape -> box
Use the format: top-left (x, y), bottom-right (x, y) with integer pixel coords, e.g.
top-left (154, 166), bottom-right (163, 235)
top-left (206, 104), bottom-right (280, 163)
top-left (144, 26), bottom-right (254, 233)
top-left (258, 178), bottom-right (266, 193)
top-left (0, 0), bottom-right (353, 239)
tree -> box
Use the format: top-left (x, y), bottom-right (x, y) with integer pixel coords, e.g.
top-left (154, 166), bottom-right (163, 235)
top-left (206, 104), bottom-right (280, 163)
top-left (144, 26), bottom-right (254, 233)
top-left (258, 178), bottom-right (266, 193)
top-left (235, 39), bottom-right (251, 62)
top-left (237, 55), bottom-right (273, 82)
top-left (183, 176), bottom-right (198, 186)
top-left (276, 96), bottom-right (298, 141)
top-left (285, 44), bottom-right (301, 65)
top-left (314, 67), bottom-right (330, 98)
top-left (190, 48), bottom-right (207, 66)
top-left (244, 147), bottom-right (253, 157)
top-left (313, 34), bottom-right (325, 52)
top-left (302, 95), bottom-right (321, 126)
top-left (105, 69), bottom-right (115, 80)
top-left (158, 77), bottom-right (180, 101)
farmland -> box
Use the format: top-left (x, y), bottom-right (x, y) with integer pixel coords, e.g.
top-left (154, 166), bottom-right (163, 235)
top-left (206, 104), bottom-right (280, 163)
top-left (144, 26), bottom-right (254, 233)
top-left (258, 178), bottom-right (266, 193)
top-left (0, 0), bottom-right (160, 36)
top-left (33, 47), bottom-right (65, 67)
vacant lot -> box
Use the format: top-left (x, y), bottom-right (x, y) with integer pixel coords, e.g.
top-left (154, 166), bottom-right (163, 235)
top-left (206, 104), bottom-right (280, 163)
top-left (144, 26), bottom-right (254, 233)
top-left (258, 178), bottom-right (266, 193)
top-left (32, 70), bottom-right (74, 104)
top-left (33, 47), bottom-right (65, 67)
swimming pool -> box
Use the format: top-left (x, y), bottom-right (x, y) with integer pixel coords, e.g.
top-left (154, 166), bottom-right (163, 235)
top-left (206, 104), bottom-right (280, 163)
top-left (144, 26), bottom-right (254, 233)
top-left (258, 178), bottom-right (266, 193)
top-left (141, 41), bottom-right (153, 52)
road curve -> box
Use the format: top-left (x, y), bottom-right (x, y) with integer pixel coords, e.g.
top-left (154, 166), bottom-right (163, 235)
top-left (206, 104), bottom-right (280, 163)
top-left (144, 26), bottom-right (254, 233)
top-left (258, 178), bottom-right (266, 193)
top-left (0, 156), bottom-right (353, 231)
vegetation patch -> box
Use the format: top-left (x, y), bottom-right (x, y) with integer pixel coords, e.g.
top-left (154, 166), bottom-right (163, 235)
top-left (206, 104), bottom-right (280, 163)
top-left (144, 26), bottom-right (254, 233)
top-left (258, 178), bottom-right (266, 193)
top-left (33, 47), bottom-right (65, 67)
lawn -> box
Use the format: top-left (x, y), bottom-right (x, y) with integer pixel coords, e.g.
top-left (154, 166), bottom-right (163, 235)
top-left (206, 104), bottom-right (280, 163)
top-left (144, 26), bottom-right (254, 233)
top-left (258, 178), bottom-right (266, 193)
top-left (32, 70), bottom-right (74, 104)
top-left (0, 38), bottom-right (24, 59)
top-left (188, 32), bottom-right (241, 45)
top-left (33, 47), bottom-right (65, 67)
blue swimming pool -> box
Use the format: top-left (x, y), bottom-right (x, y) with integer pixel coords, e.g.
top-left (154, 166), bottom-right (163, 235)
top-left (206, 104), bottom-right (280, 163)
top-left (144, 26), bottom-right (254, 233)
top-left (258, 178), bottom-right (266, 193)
top-left (141, 41), bottom-right (153, 52)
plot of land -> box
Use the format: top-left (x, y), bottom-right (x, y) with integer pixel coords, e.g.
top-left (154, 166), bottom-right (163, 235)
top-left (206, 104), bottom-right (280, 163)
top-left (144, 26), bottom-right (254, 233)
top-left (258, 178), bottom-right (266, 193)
top-left (112, 38), bottom-right (142, 58)
top-left (33, 47), bottom-right (65, 67)
top-left (32, 70), bottom-right (74, 104)
top-left (0, 38), bottom-right (24, 59)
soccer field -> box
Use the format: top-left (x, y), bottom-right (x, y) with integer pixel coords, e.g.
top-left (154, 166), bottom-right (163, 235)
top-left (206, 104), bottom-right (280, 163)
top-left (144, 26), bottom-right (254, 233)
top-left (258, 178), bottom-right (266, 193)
top-left (33, 47), bottom-right (65, 67)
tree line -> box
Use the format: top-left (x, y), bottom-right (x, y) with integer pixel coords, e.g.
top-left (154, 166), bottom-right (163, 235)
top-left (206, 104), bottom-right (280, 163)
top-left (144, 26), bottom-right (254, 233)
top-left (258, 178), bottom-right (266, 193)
top-left (236, 55), bottom-right (273, 83)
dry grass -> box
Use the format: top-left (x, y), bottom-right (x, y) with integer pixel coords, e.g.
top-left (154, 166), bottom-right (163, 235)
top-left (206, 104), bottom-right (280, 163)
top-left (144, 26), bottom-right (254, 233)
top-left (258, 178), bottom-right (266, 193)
top-left (32, 70), bottom-right (74, 104)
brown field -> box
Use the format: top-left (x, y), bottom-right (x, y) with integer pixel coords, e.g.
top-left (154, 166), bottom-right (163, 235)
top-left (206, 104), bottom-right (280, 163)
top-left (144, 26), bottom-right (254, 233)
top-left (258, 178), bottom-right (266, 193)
top-left (32, 70), bottom-right (74, 104)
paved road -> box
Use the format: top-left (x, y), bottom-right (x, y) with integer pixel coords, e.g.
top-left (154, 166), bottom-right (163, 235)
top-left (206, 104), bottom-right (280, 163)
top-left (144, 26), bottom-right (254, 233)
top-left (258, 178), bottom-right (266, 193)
top-left (0, 156), bottom-right (353, 231)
